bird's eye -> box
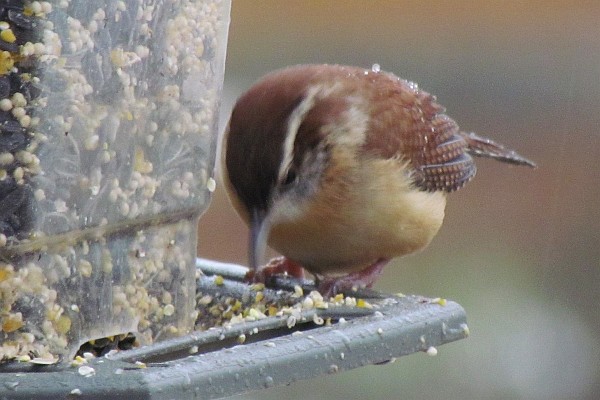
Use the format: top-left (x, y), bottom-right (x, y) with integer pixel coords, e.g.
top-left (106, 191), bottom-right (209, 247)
top-left (281, 169), bottom-right (297, 186)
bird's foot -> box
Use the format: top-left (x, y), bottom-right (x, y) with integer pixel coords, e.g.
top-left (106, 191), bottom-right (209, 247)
top-left (317, 258), bottom-right (390, 298)
top-left (244, 256), bottom-right (306, 285)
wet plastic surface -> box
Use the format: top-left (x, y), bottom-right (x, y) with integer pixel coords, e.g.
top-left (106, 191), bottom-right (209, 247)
top-left (0, 259), bottom-right (468, 399)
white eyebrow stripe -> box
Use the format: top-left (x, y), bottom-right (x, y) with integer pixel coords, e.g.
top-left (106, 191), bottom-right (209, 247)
top-left (277, 82), bottom-right (369, 184)
top-left (277, 85), bottom-right (321, 184)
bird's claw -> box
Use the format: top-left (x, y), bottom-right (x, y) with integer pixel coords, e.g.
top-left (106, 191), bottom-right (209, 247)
top-left (244, 256), bottom-right (306, 285)
top-left (316, 259), bottom-right (390, 298)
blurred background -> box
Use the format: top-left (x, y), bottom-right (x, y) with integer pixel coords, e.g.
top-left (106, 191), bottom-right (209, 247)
top-left (199, 1), bottom-right (600, 399)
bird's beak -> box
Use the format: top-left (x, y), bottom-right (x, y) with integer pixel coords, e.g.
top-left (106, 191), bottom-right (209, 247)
top-left (249, 209), bottom-right (270, 271)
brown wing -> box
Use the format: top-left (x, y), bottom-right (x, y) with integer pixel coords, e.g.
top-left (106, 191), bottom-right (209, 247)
top-left (361, 71), bottom-right (476, 193)
top-left (409, 114), bottom-right (477, 192)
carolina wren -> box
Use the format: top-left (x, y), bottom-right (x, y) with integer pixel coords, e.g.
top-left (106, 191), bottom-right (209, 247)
top-left (221, 64), bottom-right (535, 295)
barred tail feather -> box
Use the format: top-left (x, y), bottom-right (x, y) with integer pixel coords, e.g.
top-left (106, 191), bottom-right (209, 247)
top-left (461, 132), bottom-right (537, 168)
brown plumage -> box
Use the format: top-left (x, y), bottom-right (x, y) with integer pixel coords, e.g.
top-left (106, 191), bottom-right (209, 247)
top-left (222, 64), bottom-right (535, 294)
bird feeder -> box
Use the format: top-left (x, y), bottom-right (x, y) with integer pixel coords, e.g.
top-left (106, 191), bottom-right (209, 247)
top-left (0, 0), bottom-right (230, 363)
top-left (0, 258), bottom-right (468, 399)
top-left (0, 1), bottom-right (468, 398)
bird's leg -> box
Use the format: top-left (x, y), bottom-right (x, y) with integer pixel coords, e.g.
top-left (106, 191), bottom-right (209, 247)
top-left (317, 258), bottom-right (390, 298)
top-left (245, 256), bottom-right (306, 284)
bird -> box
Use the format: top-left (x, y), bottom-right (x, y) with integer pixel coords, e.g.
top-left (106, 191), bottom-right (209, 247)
top-left (221, 64), bottom-right (536, 296)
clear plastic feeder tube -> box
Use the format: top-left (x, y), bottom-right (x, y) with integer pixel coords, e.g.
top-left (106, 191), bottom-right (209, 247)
top-left (0, 0), bottom-right (230, 362)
